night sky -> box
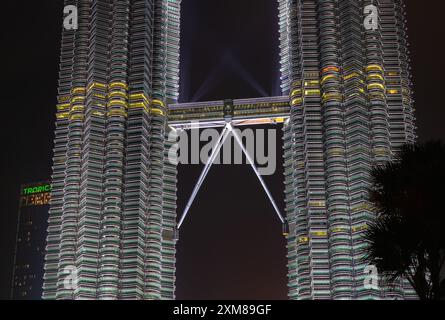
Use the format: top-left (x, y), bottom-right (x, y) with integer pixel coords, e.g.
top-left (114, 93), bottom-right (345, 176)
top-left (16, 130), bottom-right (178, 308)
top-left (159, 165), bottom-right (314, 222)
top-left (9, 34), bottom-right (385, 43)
top-left (1, 0), bottom-right (444, 300)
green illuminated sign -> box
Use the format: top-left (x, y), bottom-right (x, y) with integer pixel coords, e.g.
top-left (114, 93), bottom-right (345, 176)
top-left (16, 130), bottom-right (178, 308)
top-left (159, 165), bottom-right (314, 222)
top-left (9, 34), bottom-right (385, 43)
top-left (22, 184), bottom-right (51, 195)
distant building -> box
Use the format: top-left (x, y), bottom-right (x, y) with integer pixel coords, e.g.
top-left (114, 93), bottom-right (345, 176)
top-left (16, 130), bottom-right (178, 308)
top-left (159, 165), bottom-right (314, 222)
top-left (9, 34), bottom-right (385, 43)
top-left (11, 181), bottom-right (51, 299)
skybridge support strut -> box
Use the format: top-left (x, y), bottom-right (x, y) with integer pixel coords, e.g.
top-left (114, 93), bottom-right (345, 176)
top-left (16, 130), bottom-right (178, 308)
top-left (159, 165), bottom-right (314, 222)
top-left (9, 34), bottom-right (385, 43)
top-left (228, 123), bottom-right (288, 235)
top-left (176, 122), bottom-right (288, 237)
top-left (177, 124), bottom-right (231, 229)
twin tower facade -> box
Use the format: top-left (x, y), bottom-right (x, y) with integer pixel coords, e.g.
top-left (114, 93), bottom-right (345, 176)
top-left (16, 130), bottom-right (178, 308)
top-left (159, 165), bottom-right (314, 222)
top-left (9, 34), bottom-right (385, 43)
top-left (44, 0), bottom-right (417, 299)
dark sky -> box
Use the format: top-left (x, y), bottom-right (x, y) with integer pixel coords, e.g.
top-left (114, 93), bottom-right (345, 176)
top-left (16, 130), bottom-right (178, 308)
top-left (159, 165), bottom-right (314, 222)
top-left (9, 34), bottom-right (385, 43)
top-left (0, 0), bottom-right (444, 300)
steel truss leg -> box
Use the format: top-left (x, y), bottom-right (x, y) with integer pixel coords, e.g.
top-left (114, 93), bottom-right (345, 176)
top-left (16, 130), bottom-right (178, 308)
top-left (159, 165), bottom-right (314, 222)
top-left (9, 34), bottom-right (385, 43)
top-left (228, 123), bottom-right (286, 227)
top-left (177, 123), bottom-right (288, 236)
top-left (178, 124), bottom-right (231, 229)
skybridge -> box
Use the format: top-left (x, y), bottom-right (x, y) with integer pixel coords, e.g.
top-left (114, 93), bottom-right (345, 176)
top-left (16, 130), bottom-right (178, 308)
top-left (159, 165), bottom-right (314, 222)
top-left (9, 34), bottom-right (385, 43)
top-left (168, 95), bottom-right (291, 238)
top-left (167, 95), bottom-right (290, 129)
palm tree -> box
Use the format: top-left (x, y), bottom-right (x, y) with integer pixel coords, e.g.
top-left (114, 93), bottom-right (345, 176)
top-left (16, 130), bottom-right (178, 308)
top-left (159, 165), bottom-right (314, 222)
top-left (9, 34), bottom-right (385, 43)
top-left (363, 141), bottom-right (445, 300)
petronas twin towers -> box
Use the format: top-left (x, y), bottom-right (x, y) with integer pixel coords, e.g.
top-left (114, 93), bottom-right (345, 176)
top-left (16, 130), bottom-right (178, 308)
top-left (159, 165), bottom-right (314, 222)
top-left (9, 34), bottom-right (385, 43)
top-left (44, 0), bottom-right (417, 300)
top-left (45, 0), bottom-right (180, 300)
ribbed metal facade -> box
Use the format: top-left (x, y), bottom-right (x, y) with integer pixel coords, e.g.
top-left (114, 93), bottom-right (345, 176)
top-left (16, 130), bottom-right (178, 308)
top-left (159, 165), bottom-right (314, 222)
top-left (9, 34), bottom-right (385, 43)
top-left (279, 0), bottom-right (417, 299)
top-left (44, 0), bottom-right (180, 300)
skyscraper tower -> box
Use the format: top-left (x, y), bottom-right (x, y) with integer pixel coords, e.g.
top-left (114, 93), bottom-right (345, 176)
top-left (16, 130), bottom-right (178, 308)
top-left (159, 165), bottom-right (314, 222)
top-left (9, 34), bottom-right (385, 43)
top-left (279, 0), bottom-right (416, 299)
top-left (44, 0), bottom-right (181, 299)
